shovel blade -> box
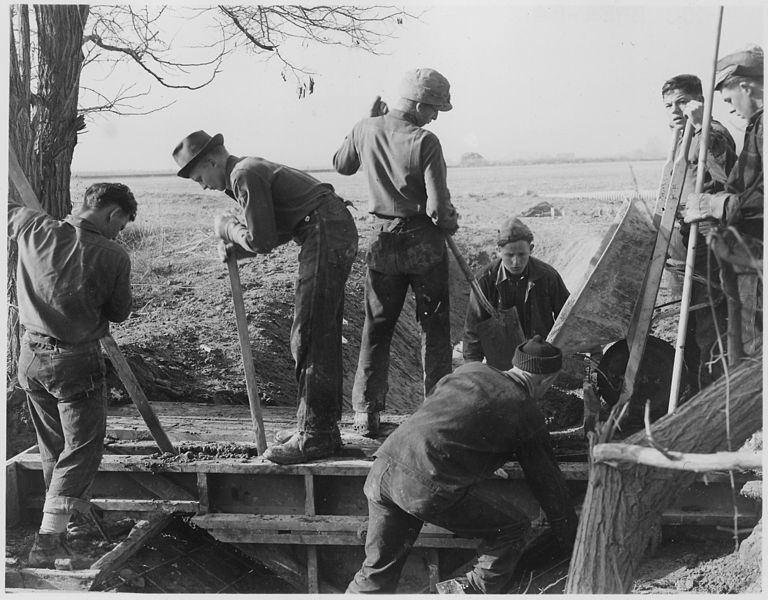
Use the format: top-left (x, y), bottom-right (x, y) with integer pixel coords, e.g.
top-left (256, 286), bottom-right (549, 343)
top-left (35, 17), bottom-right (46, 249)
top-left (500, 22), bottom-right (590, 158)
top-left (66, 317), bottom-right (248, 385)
top-left (476, 307), bottom-right (525, 370)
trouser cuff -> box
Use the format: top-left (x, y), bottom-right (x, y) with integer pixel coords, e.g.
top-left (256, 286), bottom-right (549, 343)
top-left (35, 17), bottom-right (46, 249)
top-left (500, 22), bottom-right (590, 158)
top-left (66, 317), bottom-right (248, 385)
top-left (43, 495), bottom-right (93, 515)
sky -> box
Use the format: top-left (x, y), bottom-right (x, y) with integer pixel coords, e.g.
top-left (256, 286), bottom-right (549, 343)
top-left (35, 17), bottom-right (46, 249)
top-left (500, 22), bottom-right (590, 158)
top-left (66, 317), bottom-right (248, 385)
top-left (22, 1), bottom-right (768, 173)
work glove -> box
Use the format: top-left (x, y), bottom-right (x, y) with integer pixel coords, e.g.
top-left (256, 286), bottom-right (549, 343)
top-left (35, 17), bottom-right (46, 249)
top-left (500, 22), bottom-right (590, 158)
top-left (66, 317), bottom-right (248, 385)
top-left (682, 100), bottom-right (704, 131)
top-left (683, 192), bottom-right (729, 224)
top-left (368, 95), bottom-right (389, 118)
top-left (217, 240), bottom-right (235, 263)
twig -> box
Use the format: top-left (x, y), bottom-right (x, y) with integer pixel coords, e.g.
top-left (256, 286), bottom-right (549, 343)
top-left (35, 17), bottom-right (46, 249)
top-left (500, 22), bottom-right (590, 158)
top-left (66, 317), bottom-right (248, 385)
top-left (539, 573), bottom-right (568, 594)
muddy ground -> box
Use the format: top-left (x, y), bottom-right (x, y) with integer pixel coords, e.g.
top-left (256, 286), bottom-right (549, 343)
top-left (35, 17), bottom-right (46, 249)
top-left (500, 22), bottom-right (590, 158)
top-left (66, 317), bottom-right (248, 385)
top-left (5, 190), bottom-right (761, 592)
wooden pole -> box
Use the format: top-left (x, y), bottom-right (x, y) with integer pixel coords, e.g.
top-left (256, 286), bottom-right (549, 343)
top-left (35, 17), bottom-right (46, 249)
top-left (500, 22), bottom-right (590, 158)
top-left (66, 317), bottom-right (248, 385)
top-left (653, 127), bottom-right (682, 216)
top-left (668, 6), bottom-right (725, 413)
top-left (593, 444), bottom-right (761, 472)
top-left (8, 148), bottom-right (43, 211)
top-left (100, 336), bottom-right (177, 455)
top-left (600, 122), bottom-right (694, 442)
top-left (445, 235), bottom-right (497, 316)
top-left (226, 254), bottom-right (268, 454)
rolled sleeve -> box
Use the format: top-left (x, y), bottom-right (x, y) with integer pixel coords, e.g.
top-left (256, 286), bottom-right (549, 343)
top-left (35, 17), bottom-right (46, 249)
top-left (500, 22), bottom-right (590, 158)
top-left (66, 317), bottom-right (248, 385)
top-left (333, 129), bottom-right (361, 175)
top-left (421, 134), bottom-right (458, 231)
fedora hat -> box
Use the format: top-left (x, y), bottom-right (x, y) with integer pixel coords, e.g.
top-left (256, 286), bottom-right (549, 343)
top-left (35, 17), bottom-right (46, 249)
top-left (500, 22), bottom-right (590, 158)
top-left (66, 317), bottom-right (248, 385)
top-left (173, 130), bottom-right (224, 178)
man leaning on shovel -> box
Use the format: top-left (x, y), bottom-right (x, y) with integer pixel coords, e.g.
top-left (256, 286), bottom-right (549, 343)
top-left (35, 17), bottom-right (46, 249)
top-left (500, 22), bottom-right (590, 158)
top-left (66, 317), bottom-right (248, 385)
top-left (173, 131), bottom-right (358, 465)
top-left (333, 68), bottom-right (459, 437)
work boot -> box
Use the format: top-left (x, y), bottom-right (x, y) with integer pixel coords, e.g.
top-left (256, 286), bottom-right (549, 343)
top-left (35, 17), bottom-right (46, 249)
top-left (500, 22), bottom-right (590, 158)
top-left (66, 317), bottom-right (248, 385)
top-left (27, 533), bottom-right (74, 569)
top-left (352, 411), bottom-right (380, 437)
top-left (435, 576), bottom-right (480, 594)
top-left (274, 427), bottom-right (342, 447)
top-left (263, 430), bottom-right (342, 465)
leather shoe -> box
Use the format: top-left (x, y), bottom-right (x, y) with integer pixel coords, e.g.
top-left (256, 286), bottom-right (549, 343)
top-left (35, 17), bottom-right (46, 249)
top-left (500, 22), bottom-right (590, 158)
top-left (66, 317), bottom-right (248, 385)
top-left (263, 430), bottom-right (342, 465)
top-left (274, 427), bottom-right (342, 447)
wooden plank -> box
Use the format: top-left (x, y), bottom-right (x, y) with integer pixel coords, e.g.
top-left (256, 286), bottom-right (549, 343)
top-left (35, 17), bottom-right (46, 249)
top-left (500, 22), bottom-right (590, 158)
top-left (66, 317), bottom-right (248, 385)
top-left (100, 335), bottom-right (177, 455)
top-left (4, 567), bottom-right (99, 591)
top-left (127, 472), bottom-right (196, 501)
top-left (197, 473), bottom-right (210, 514)
top-left (91, 515), bottom-right (173, 589)
top-left (226, 254), bottom-right (268, 454)
top-left (427, 549), bottom-right (440, 593)
top-left (8, 147), bottom-right (43, 211)
top-left (234, 544), bottom-right (343, 594)
top-left (23, 496), bottom-right (199, 513)
top-left (306, 547), bottom-right (319, 593)
top-left (5, 461), bottom-right (21, 528)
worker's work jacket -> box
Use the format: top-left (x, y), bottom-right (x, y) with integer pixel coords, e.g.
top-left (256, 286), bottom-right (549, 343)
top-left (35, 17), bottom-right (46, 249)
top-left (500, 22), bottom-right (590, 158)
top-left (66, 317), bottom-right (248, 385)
top-left (7, 199), bottom-right (132, 344)
top-left (463, 256), bottom-right (569, 362)
top-left (224, 155), bottom-right (338, 253)
top-left (374, 362), bottom-right (575, 528)
top-left (724, 108), bottom-right (763, 241)
top-left (333, 109), bottom-right (458, 232)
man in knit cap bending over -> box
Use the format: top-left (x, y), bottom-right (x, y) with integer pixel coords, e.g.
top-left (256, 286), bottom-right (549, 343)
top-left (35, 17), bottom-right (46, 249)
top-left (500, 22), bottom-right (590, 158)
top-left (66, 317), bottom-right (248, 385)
top-left (346, 336), bottom-right (577, 594)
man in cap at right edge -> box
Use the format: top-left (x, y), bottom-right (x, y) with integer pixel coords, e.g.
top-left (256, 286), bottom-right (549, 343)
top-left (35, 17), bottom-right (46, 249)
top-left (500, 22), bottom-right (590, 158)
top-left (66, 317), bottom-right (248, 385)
top-left (684, 45), bottom-right (763, 356)
top-left (333, 68), bottom-right (459, 436)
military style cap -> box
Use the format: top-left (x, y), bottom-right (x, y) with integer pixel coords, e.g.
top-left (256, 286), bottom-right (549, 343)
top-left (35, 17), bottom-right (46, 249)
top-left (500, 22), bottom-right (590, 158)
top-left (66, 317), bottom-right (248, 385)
top-left (715, 45), bottom-right (763, 90)
top-left (497, 216), bottom-right (533, 246)
top-left (399, 68), bottom-right (453, 111)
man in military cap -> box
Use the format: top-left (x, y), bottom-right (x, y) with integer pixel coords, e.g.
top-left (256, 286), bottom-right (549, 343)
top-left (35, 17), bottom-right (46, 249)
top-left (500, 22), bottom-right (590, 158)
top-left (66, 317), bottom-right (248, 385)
top-left (660, 74), bottom-right (737, 390)
top-left (346, 336), bottom-right (577, 594)
top-left (173, 131), bottom-right (358, 464)
top-left (463, 217), bottom-right (569, 366)
top-left (333, 68), bottom-right (459, 436)
top-left (684, 45), bottom-right (763, 355)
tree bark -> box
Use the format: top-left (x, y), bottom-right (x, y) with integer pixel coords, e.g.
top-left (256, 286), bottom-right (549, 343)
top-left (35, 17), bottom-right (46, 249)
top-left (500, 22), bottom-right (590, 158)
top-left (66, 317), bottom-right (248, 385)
top-left (7, 4), bottom-right (89, 381)
top-left (566, 352), bottom-right (762, 593)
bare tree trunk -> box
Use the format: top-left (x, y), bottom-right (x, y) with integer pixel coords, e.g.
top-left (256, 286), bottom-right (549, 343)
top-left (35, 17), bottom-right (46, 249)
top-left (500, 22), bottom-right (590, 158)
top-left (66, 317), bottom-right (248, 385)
top-left (7, 4), bottom-right (89, 382)
top-left (566, 352), bottom-right (762, 593)
top-left (34, 4), bottom-right (89, 218)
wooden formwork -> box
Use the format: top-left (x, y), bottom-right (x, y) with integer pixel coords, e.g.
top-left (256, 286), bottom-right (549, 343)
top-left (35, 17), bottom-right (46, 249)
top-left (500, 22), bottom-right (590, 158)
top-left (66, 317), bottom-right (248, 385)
top-left (5, 403), bottom-right (761, 593)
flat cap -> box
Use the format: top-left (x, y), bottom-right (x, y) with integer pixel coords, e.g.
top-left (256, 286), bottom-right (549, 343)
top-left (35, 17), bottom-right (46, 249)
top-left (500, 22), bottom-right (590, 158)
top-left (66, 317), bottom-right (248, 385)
top-left (715, 45), bottom-right (763, 90)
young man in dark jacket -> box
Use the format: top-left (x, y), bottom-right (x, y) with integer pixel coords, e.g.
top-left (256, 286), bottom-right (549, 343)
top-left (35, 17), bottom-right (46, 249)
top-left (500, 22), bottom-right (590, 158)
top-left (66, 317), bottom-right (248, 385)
top-left (346, 336), bottom-right (577, 594)
top-left (9, 183), bottom-right (137, 567)
top-left (463, 217), bottom-right (569, 367)
top-left (684, 45), bottom-right (763, 357)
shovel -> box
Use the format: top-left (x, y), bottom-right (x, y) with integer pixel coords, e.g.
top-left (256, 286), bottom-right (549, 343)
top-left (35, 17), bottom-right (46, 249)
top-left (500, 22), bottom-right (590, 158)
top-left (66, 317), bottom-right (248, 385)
top-left (445, 236), bottom-right (525, 370)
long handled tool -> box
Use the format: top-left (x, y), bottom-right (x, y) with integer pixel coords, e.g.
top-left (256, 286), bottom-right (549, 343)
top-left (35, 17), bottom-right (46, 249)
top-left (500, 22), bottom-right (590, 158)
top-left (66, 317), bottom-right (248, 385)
top-left (226, 253), bottom-right (268, 453)
top-left (600, 122), bottom-right (695, 442)
top-left (668, 6), bottom-right (725, 413)
top-left (9, 147), bottom-right (177, 455)
top-left (445, 235), bottom-right (524, 370)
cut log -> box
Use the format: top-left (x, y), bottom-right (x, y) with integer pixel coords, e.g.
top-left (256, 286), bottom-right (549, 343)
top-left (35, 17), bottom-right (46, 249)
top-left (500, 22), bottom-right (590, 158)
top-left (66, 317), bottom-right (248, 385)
top-left (566, 352), bottom-right (762, 593)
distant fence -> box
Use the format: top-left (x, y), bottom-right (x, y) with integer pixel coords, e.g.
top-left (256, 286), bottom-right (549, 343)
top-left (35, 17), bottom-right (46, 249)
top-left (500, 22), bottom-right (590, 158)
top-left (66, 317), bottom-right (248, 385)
top-left (550, 189), bottom-right (656, 203)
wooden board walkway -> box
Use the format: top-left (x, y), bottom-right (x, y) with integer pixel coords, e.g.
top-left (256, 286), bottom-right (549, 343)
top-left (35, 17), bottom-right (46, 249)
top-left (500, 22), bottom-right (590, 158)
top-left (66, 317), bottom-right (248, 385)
top-left (6, 402), bottom-right (761, 593)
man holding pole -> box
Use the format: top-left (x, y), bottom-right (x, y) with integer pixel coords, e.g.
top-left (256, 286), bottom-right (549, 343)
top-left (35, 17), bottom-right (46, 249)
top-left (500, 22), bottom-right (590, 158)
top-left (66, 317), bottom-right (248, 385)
top-left (333, 68), bottom-right (459, 437)
top-left (660, 74), bottom-right (737, 391)
top-left (173, 131), bottom-right (358, 464)
top-left (684, 46), bottom-right (763, 356)
top-left (9, 183), bottom-right (137, 567)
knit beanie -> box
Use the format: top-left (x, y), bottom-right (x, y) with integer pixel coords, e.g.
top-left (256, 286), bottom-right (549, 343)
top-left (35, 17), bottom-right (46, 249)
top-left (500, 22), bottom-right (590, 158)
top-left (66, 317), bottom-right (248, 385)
top-left (497, 217), bottom-right (533, 246)
top-left (512, 335), bottom-right (562, 374)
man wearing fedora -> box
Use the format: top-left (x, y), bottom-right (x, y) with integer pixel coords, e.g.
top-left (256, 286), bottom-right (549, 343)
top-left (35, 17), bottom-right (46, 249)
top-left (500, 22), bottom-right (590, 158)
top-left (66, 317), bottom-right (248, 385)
top-left (333, 68), bottom-right (460, 437)
top-left (173, 131), bottom-right (358, 464)
top-left (346, 336), bottom-right (578, 594)
top-left (684, 45), bottom-right (763, 356)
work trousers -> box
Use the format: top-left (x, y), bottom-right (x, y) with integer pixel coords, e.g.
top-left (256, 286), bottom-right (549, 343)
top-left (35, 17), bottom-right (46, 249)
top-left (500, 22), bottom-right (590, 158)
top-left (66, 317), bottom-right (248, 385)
top-left (292, 197), bottom-right (358, 433)
top-left (346, 458), bottom-right (532, 594)
top-left (352, 217), bottom-right (452, 414)
top-left (18, 332), bottom-right (106, 516)
top-left (666, 225), bottom-right (728, 391)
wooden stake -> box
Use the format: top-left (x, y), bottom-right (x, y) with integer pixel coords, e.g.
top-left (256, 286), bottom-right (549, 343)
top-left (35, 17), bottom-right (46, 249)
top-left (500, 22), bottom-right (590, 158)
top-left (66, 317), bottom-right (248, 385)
top-left (101, 336), bottom-right (177, 455)
top-left (669, 6), bottom-right (725, 413)
top-left (226, 254), bottom-right (268, 454)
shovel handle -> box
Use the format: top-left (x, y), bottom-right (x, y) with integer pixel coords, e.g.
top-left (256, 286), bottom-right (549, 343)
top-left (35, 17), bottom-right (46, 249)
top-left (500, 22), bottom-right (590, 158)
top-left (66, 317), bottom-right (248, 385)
top-left (226, 254), bottom-right (268, 454)
top-left (444, 235), bottom-right (498, 316)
